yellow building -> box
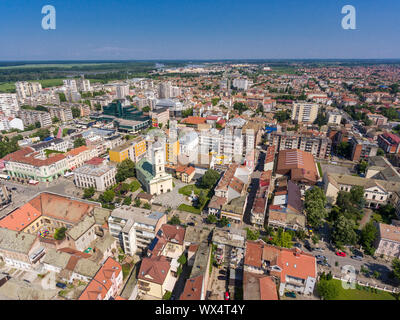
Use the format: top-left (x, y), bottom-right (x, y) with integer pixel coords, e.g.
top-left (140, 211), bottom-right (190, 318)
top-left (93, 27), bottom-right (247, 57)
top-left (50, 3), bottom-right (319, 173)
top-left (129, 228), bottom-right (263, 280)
top-left (165, 139), bottom-right (179, 165)
top-left (109, 137), bottom-right (147, 163)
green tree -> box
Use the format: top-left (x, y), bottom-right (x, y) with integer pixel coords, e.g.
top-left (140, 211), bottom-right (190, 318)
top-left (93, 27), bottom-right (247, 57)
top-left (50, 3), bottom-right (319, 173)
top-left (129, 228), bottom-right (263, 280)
top-left (71, 107), bottom-right (81, 118)
top-left (336, 141), bottom-right (352, 158)
top-left (83, 187), bottom-right (95, 199)
top-left (73, 137), bottom-right (87, 148)
top-left (52, 117), bottom-right (60, 123)
top-left (273, 110), bottom-right (290, 123)
top-left (377, 148), bottom-right (385, 156)
top-left (143, 203), bottom-right (151, 210)
top-left (169, 215), bottom-right (181, 225)
top-left (34, 121), bottom-right (41, 128)
top-left (246, 228), bottom-right (260, 241)
top-left (304, 187), bottom-right (327, 228)
top-left (317, 279), bottom-right (339, 300)
top-left (357, 160), bottom-right (368, 175)
top-left (200, 169), bottom-right (220, 189)
top-left (392, 258), bottom-right (400, 282)
top-left (142, 106), bottom-right (150, 112)
top-left (101, 190), bottom-right (115, 203)
top-left (332, 215), bottom-right (357, 246)
top-left (59, 93), bottom-right (67, 102)
top-left (178, 254), bottom-right (187, 265)
top-left (32, 128), bottom-right (51, 141)
top-left (270, 228), bottom-right (293, 248)
top-left (54, 227), bottom-right (67, 240)
top-left (350, 186), bottom-right (365, 208)
top-left (233, 102), bottom-right (248, 115)
top-left (218, 216), bottom-right (229, 227)
top-left (206, 214), bottom-right (218, 224)
top-left (115, 159), bottom-right (136, 183)
top-left (134, 198), bottom-right (141, 207)
top-left (123, 197), bottom-right (132, 205)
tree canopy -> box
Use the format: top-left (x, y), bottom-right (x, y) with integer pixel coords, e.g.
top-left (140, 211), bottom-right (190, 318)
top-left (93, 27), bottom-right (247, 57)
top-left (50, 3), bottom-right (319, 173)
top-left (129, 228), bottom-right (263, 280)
top-left (304, 187), bottom-right (328, 228)
top-left (73, 137), bottom-right (87, 148)
top-left (200, 169), bottom-right (220, 189)
top-left (116, 159), bottom-right (136, 183)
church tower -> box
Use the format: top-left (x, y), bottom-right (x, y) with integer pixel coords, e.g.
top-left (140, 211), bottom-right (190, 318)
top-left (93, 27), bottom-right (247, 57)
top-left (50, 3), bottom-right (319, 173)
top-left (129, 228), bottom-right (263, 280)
top-left (152, 140), bottom-right (165, 178)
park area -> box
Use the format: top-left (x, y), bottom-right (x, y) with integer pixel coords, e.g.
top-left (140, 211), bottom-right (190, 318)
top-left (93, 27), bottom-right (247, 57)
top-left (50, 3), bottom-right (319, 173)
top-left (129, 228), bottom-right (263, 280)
top-left (329, 279), bottom-right (396, 300)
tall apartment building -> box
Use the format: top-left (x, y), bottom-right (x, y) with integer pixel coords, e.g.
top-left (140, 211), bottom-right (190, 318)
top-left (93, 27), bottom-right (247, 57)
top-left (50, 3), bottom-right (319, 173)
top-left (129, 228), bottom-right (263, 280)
top-left (158, 82), bottom-right (172, 99)
top-left (18, 109), bottom-right (52, 127)
top-left (15, 81), bottom-right (42, 99)
top-left (47, 106), bottom-right (73, 122)
top-left (269, 131), bottom-right (331, 159)
top-left (76, 77), bottom-right (92, 92)
top-left (115, 84), bottom-right (130, 99)
top-left (327, 111), bottom-right (342, 125)
top-left (0, 93), bottom-right (19, 117)
top-left (350, 137), bottom-right (379, 162)
top-left (232, 78), bottom-right (249, 91)
top-left (108, 206), bottom-right (167, 255)
top-left (291, 102), bottom-right (319, 123)
top-left (63, 79), bottom-right (78, 92)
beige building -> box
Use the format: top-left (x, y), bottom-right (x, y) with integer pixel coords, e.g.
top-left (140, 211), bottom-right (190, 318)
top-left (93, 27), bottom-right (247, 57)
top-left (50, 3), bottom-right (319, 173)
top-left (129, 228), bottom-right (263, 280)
top-left (375, 223), bottom-right (400, 258)
top-left (291, 102), bottom-right (319, 123)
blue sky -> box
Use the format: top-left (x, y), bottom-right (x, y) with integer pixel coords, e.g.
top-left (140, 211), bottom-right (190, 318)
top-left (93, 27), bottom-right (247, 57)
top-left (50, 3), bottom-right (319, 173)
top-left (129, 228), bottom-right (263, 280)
top-left (0, 0), bottom-right (399, 60)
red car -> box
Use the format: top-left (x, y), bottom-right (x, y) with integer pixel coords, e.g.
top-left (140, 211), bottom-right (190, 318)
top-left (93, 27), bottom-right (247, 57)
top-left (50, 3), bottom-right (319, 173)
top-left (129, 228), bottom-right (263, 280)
top-left (336, 251), bottom-right (346, 257)
top-left (224, 291), bottom-right (230, 300)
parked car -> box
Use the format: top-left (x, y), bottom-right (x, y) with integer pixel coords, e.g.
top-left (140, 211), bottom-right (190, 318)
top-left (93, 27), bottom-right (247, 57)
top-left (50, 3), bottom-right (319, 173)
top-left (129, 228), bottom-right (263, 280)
top-left (351, 255), bottom-right (363, 261)
top-left (315, 255), bottom-right (326, 261)
top-left (23, 279), bottom-right (31, 284)
top-left (56, 282), bottom-right (67, 289)
top-left (217, 276), bottom-right (226, 281)
top-left (224, 291), bottom-right (230, 300)
top-left (284, 291), bottom-right (296, 298)
top-left (219, 270), bottom-right (226, 275)
top-left (294, 243), bottom-right (302, 248)
top-left (187, 222), bottom-right (195, 227)
top-left (317, 260), bottom-right (331, 267)
top-left (336, 251), bottom-right (346, 257)
top-left (313, 247), bottom-right (324, 252)
top-left (11, 187), bottom-right (17, 191)
top-left (304, 241), bottom-right (312, 252)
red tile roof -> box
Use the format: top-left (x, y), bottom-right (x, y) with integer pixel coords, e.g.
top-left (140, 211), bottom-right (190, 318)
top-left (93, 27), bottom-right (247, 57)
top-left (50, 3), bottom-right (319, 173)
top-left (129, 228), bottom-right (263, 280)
top-left (138, 255), bottom-right (170, 285)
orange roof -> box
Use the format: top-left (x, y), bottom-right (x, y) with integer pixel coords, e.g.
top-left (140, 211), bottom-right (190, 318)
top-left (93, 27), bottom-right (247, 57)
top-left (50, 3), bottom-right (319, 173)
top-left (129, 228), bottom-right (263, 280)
top-left (138, 255), bottom-right (170, 285)
top-left (79, 257), bottom-right (122, 300)
top-left (3, 147), bottom-right (66, 167)
top-left (0, 202), bottom-right (41, 232)
top-left (244, 240), bottom-right (263, 268)
top-left (66, 145), bottom-right (89, 157)
top-left (277, 248), bottom-right (317, 282)
top-left (259, 276), bottom-right (278, 300)
top-left (180, 116), bottom-right (206, 125)
top-left (180, 275), bottom-right (203, 300)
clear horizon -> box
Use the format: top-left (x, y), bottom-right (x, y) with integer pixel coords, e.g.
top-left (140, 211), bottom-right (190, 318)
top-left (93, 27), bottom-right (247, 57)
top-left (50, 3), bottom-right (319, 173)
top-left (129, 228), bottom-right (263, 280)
top-left (0, 0), bottom-right (399, 60)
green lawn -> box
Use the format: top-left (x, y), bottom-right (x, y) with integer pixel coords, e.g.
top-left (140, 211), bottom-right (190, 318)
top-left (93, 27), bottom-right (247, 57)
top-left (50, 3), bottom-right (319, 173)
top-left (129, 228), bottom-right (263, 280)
top-left (129, 180), bottom-right (141, 192)
top-left (178, 184), bottom-right (205, 196)
top-left (178, 204), bottom-right (201, 214)
top-left (317, 162), bottom-right (323, 177)
top-left (0, 82), bottom-right (16, 93)
top-left (330, 279), bottom-right (396, 300)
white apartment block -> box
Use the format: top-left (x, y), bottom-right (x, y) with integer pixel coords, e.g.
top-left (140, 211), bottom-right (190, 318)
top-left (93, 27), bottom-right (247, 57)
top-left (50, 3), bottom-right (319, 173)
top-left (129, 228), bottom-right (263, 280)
top-left (291, 102), bottom-right (319, 123)
top-left (0, 93), bottom-right (19, 117)
top-left (18, 109), bottom-right (52, 127)
top-left (47, 106), bottom-right (73, 122)
top-left (116, 84), bottom-right (130, 99)
top-left (233, 78), bottom-right (249, 91)
top-left (0, 116), bottom-right (24, 132)
top-left (108, 206), bottom-right (166, 255)
top-left (327, 111), bottom-right (342, 125)
top-left (63, 79), bottom-right (78, 92)
top-left (15, 81), bottom-right (42, 99)
top-left (73, 161), bottom-right (116, 192)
